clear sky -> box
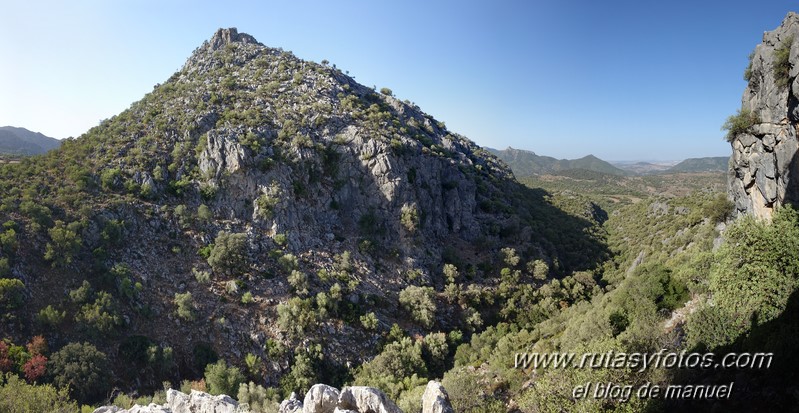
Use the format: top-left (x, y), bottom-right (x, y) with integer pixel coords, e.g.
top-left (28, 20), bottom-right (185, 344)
top-left (1, 1), bottom-right (796, 160)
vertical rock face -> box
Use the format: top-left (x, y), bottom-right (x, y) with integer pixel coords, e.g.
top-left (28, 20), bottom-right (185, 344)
top-left (729, 12), bottom-right (799, 218)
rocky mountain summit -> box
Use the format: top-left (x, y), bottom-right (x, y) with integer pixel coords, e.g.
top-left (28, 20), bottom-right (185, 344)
top-left (728, 12), bottom-right (799, 218)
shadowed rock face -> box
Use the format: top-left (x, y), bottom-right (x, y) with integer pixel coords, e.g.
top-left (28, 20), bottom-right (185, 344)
top-left (729, 12), bottom-right (799, 218)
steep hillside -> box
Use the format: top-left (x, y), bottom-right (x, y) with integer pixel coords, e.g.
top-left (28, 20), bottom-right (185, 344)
top-left (667, 156), bottom-right (728, 173)
top-left (0, 126), bottom-right (60, 156)
top-left (0, 28), bottom-right (607, 405)
top-left (487, 147), bottom-right (628, 177)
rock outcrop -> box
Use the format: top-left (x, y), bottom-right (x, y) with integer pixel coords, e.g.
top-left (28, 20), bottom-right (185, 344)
top-left (302, 384), bottom-right (340, 413)
top-left (93, 389), bottom-right (242, 413)
top-left (729, 12), bottom-right (799, 218)
top-left (421, 381), bottom-right (454, 413)
top-left (278, 382), bottom-right (453, 413)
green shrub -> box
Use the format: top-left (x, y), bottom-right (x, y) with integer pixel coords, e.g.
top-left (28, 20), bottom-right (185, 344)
top-left (688, 207), bottom-right (799, 349)
top-left (197, 204), bottom-right (213, 222)
top-left (69, 280), bottom-right (93, 304)
top-left (380, 87), bottom-right (393, 96)
top-left (273, 233), bottom-right (287, 246)
top-left (174, 292), bottom-right (196, 321)
top-left (100, 168), bottom-right (121, 191)
top-left (744, 50), bottom-right (755, 82)
top-left (398, 286), bottom-right (437, 328)
top-left (207, 231), bottom-right (249, 274)
top-left (244, 353), bottom-right (261, 378)
top-left (75, 291), bottom-right (122, 334)
top-left (774, 35), bottom-right (794, 88)
top-left (37, 305), bottom-right (66, 327)
top-left (204, 360), bottom-right (244, 397)
top-left (238, 381), bottom-right (280, 413)
top-left (277, 297), bottom-right (316, 337)
top-left (354, 337), bottom-right (427, 400)
top-left (0, 373), bottom-right (77, 412)
top-left (44, 220), bottom-right (82, 267)
top-left (400, 204), bottom-right (419, 233)
top-left (48, 342), bottom-right (110, 403)
top-left (360, 312), bottom-right (379, 330)
top-left (193, 267), bottom-right (211, 284)
top-left (721, 108), bottom-right (759, 142)
top-left (288, 270), bottom-right (308, 295)
top-left (0, 278), bottom-right (24, 310)
top-left (0, 257), bottom-right (9, 278)
top-left (0, 229), bottom-right (17, 255)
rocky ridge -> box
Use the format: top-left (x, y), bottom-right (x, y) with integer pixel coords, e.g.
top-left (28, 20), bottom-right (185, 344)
top-left (729, 12), bottom-right (799, 218)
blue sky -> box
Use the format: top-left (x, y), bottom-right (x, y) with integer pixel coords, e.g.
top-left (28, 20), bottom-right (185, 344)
top-left (1, 1), bottom-right (796, 160)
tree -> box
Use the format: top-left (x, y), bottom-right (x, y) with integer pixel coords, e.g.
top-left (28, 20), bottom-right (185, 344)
top-left (204, 360), bottom-right (244, 397)
top-left (174, 292), bottom-right (196, 321)
top-left (277, 297), bottom-right (316, 337)
top-left (443, 264), bottom-right (459, 284)
top-left (0, 278), bottom-right (24, 310)
top-left (399, 286), bottom-right (437, 328)
top-left (48, 342), bottom-right (110, 403)
top-left (354, 337), bottom-right (427, 400)
top-left (23, 354), bottom-right (47, 383)
top-left (207, 231), bottom-right (249, 274)
top-left (0, 374), bottom-right (77, 412)
top-left (44, 220), bottom-right (82, 267)
top-left (75, 291), bottom-right (122, 335)
top-left (238, 381), bottom-right (280, 413)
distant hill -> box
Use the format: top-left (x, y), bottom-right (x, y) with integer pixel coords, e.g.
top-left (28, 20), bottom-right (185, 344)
top-left (666, 156), bottom-right (728, 173)
top-left (0, 126), bottom-right (60, 156)
top-left (611, 160), bottom-right (678, 175)
top-left (487, 147), bottom-right (628, 177)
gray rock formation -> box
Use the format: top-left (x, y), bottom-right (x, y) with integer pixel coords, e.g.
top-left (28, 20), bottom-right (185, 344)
top-left (97, 382), bottom-right (453, 413)
top-left (279, 392), bottom-right (303, 413)
top-left (421, 381), bottom-right (454, 413)
top-left (729, 12), bottom-right (799, 218)
top-left (93, 389), bottom-right (242, 413)
top-left (167, 389), bottom-right (241, 413)
top-left (336, 386), bottom-right (401, 413)
top-left (303, 384), bottom-right (340, 413)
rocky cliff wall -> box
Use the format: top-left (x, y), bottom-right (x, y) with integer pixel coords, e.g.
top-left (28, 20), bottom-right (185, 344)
top-left (729, 12), bottom-right (799, 218)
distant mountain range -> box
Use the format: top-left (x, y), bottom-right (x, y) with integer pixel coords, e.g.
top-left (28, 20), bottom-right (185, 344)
top-left (488, 147), bottom-right (728, 177)
top-left (487, 147), bottom-right (629, 177)
top-left (0, 126), bottom-right (60, 156)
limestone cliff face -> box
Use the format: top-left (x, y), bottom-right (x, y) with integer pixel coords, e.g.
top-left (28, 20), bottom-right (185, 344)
top-left (729, 12), bottom-right (799, 218)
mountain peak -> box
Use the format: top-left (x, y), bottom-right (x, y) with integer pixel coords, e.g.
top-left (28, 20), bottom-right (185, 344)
top-left (206, 27), bottom-right (260, 52)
